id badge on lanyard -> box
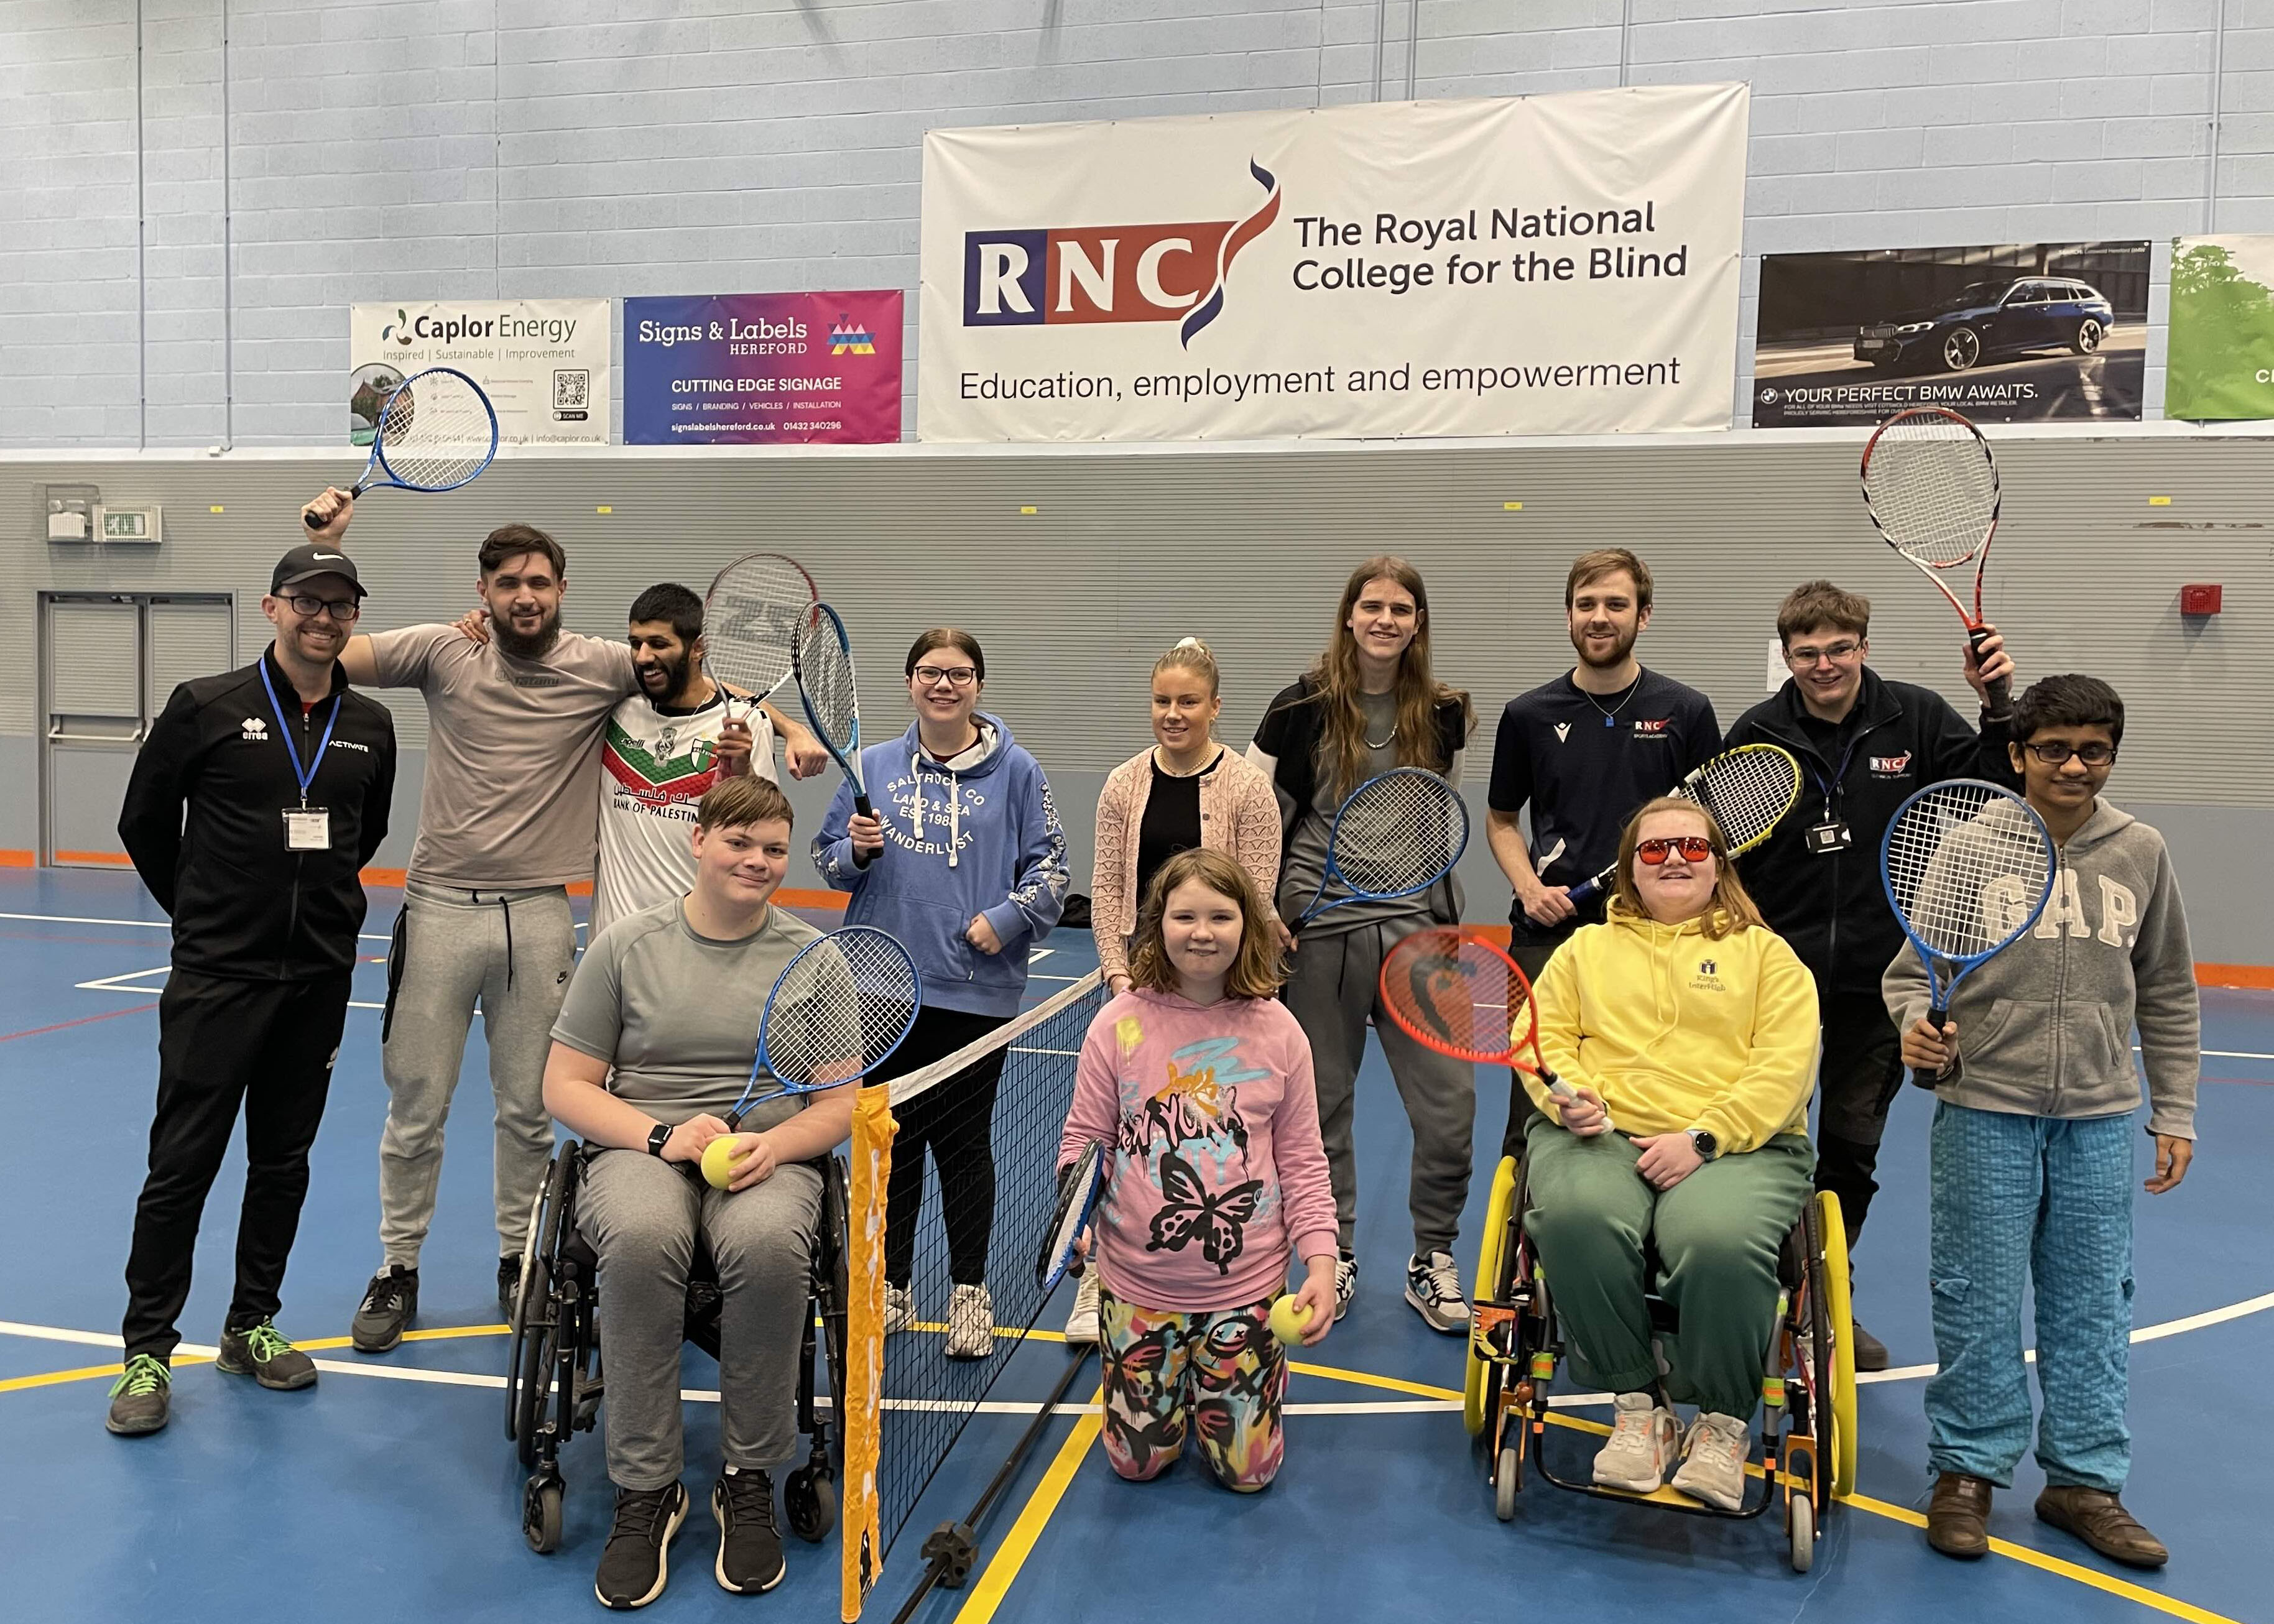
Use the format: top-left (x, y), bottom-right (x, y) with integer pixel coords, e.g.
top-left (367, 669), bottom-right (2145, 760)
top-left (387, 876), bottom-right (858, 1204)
top-left (1804, 742), bottom-right (1858, 857)
top-left (259, 660), bottom-right (343, 852)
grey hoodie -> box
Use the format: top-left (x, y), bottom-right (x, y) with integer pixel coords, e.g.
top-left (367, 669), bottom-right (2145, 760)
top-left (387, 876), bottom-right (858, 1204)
top-left (1882, 798), bottom-right (2199, 1138)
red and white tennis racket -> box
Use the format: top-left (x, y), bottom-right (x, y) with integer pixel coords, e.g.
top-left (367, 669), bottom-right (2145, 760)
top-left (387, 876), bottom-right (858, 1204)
top-left (1859, 406), bottom-right (2009, 713)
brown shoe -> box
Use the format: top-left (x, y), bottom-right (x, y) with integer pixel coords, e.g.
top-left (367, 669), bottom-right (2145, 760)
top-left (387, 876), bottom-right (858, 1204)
top-left (1926, 1472), bottom-right (1994, 1559)
top-left (2035, 1486), bottom-right (2168, 1569)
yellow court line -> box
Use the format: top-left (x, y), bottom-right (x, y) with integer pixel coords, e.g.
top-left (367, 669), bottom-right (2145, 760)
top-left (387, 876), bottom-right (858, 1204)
top-left (950, 1386), bottom-right (1104, 1624)
top-left (0, 1324), bottom-right (509, 1397)
top-left (0, 1355), bottom-right (212, 1395)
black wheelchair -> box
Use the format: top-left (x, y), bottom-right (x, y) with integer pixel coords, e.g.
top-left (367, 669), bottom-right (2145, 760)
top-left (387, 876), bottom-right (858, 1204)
top-left (1464, 1155), bottom-right (1859, 1572)
top-left (504, 1141), bottom-right (851, 1556)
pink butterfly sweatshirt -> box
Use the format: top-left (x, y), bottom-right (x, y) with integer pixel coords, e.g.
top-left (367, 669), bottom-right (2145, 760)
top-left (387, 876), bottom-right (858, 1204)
top-left (1058, 987), bottom-right (1338, 1313)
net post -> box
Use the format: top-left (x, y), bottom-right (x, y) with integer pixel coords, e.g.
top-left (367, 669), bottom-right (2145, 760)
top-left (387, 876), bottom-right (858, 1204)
top-left (841, 1080), bottom-right (895, 1623)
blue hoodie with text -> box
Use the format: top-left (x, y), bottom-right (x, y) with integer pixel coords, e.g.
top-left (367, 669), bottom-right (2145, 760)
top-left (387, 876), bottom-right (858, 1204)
top-left (813, 713), bottom-right (1070, 1018)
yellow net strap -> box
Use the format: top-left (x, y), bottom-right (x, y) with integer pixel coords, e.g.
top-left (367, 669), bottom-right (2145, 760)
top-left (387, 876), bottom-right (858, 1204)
top-left (841, 1081), bottom-right (895, 1622)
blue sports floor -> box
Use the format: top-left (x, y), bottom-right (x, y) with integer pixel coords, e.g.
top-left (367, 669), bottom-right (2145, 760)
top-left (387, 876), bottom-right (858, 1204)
top-left (4, 864), bottom-right (2270, 1624)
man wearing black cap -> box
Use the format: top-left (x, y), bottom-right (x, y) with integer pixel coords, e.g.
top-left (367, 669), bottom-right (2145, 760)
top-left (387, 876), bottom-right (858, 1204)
top-left (106, 544), bottom-right (397, 1435)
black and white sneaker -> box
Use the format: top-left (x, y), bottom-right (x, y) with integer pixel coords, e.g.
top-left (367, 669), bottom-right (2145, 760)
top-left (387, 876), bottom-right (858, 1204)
top-left (350, 1265), bottom-right (417, 1354)
top-left (596, 1481), bottom-right (688, 1610)
top-left (712, 1467), bottom-right (786, 1594)
top-left (1403, 1250), bottom-right (1469, 1335)
top-left (1333, 1250), bottom-right (1358, 1322)
top-left (497, 1255), bottom-right (522, 1318)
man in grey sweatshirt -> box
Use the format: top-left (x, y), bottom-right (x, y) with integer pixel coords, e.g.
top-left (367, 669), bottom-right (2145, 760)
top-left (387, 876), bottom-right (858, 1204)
top-left (1885, 675), bottom-right (2197, 1572)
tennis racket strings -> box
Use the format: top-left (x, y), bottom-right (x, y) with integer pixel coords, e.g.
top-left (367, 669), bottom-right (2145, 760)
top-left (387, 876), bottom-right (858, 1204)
top-left (793, 607), bottom-right (859, 747)
top-left (703, 554), bottom-right (815, 698)
top-left (1883, 782), bottom-right (2054, 961)
top-left (1331, 770), bottom-right (1469, 897)
top-left (1387, 932), bottom-right (1529, 1063)
top-left (760, 928), bottom-right (920, 1091)
top-left (1861, 409), bottom-right (2000, 566)
top-left (376, 369), bottom-right (496, 491)
top-left (1686, 747), bottom-right (1802, 847)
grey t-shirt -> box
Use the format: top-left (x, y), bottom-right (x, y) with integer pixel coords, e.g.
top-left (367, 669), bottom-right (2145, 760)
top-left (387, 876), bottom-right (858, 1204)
top-left (552, 898), bottom-right (825, 1130)
top-left (366, 624), bottom-right (636, 888)
top-left (1278, 690), bottom-right (1432, 937)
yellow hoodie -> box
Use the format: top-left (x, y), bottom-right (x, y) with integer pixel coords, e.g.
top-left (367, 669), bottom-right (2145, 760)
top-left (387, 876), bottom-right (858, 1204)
top-left (1528, 905), bottom-right (1820, 1155)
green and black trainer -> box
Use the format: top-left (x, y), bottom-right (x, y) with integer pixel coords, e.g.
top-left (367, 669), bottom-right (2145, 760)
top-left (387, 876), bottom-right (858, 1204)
top-left (105, 1354), bottom-right (172, 1436)
top-left (216, 1319), bottom-right (318, 1391)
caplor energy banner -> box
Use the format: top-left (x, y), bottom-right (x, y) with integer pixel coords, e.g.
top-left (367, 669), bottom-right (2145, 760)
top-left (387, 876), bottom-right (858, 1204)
top-left (623, 291), bottom-right (904, 445)
top-left (348, 299), bottom-right (609, 446)
top-left (917, 86), bottom-right (1749, 443)
top-left (2167, 236), bottom-right (2274, 421)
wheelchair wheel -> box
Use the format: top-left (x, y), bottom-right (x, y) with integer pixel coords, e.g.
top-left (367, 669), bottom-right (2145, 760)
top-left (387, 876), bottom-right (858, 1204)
top-left (1787, 1493), bottom-right (1814, 1573)
top-left (1814, 1191), bottom-right (1859, 1498)
top-left (505, 1158), bottom-right (567, 1443)
top-left (523, 1472), bottom-right (564, 1555)
top-left (512, 1255), bottom-right (554, 1469)
top-left (785, 1459), bottom-right (838, 1543)
top-left (1465, 1156), bottom-right (1520, 1438)
top-left (1494, 1442), bottom-right (1521, 1521)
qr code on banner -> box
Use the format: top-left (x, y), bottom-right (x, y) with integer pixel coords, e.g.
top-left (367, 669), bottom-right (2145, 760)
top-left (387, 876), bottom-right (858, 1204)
top-left (553, 370), bottom-right (589, 412)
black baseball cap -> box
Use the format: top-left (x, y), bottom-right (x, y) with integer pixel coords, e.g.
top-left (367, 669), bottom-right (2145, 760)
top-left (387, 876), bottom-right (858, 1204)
top-left (272, 544), bottom-right (367, 598)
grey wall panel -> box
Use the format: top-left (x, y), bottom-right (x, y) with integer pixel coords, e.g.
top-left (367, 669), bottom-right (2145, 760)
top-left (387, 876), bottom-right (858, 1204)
top-left (47, 599), bottom-right (141, 717)
top-left (144, 597), bottom-right (234, 717)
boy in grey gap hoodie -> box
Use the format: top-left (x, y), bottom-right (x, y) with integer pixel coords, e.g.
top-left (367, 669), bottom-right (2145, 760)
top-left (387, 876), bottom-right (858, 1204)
top-left (1885, 675), bottom-right (2198, 1572)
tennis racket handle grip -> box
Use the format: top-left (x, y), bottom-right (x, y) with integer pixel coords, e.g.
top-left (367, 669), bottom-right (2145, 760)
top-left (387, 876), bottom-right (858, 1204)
top-left (1541, 1071), bottom-right (1614, 1135)
top-left (852, 792), bottom-right (874, 819)
top-left (1967, 626), bottom-right (2012, 715)
top-left (1908, 1002), bottom-right (1956, 1091)
top-left (1563, 876), bottom-right (1602, 908)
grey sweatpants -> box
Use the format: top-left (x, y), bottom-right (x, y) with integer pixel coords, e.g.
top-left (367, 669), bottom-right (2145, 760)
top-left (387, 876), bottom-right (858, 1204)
top-left (377, 881), bottom-right (577, 1267)
top-left (578, 1149), bottom-right (821, 1488)
top-left (1282, 917), bottom-right (1477, 1256)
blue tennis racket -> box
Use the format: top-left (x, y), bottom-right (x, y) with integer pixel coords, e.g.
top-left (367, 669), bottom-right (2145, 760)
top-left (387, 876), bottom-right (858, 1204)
top-left (793, 601), bottom-right (872, 819)
top-left (1880, 779), bottom-right (2056, 1090)
top-left (1295, 768), bottom-right (1469, 930)
top-left (725, 925), bottom-right (920, 1127)
top-left (1037, 1140), bottom-right (1106, 1294)
top-left (303, 367), bottom-right (499, 528)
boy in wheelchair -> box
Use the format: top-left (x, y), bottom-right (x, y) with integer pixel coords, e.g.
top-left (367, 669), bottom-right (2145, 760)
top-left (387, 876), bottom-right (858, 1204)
top-left (542, 776), bottom-right (853, 1609)
top-left (1520, 797), bottom-right (1819, 1510)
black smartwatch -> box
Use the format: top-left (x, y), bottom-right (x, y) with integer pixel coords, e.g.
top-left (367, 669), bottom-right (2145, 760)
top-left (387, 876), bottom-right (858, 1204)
top-left (646, 1122), bottom-right (672, 1158)
top-left (1687, 1128), bottom-right (1718, 1161)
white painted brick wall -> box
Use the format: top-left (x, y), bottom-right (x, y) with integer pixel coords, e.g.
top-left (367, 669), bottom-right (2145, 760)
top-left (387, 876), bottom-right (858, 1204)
top-left (5, 0), bottom-right (2272, 444)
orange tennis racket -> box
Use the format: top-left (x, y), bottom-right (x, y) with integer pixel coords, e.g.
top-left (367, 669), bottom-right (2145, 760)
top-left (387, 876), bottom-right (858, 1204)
top-left (1379, 926), bottom-right (1613, 1132)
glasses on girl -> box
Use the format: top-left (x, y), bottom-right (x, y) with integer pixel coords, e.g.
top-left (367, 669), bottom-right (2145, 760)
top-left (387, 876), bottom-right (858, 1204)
top-left (1635, 836), bottom-right (1713, 865)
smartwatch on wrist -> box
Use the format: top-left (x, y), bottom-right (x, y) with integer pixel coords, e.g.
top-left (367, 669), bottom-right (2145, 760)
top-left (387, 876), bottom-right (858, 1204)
top-left (1687, 1128), bottom-right (1718, 1161)
top-left (646, 1122), bottom-right (672, 1158)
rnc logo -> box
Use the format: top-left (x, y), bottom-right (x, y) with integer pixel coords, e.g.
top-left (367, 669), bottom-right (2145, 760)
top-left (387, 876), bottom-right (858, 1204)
top-left (961, 160), bottom-right (1282, 347)
top-left (1870, 753), bottom-right (1914, 776)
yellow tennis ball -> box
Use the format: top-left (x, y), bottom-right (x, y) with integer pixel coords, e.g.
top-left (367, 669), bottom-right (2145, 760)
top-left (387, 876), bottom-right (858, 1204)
top-left (701, 1135), bottom-right (741, 1190)
top-left (1267, 1295), bottom-right (1314, 1345)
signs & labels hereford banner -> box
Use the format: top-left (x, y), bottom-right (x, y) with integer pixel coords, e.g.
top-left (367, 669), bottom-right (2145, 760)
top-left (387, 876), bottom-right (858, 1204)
top-left (622, 291), bottom-right (904, 445)
top-left (2166, 236), bottom-right (2274, 421)
top-left (348, 298), bottom-right (610, 446)
top-left (917, 85), bottom-right (1749, 443)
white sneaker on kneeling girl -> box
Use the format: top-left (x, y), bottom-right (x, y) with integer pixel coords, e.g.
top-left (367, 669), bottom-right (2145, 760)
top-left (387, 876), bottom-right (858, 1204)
top-left (1593, 1391), bottom-right (1680, 1493)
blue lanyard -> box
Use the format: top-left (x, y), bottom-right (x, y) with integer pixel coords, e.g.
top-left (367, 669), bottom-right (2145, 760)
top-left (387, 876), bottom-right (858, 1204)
top-left (258, 657), bottom-right (343, 806)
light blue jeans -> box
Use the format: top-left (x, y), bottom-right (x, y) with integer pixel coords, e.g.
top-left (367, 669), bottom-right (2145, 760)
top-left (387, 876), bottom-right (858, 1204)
top-left (1926, 1102), bottom-right (2135, 1493)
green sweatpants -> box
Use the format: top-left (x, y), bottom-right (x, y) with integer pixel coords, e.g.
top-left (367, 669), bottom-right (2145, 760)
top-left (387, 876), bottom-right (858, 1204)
top-left (1523, 1117), bottom-right (1814, 1419)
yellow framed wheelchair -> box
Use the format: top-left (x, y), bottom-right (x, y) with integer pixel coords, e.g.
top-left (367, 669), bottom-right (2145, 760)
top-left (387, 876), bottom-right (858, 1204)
top-left (1464, 1155), bottom-right (1859, 1571)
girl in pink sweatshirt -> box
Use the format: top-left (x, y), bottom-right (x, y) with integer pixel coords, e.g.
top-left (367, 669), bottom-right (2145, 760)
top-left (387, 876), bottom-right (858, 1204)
top-left (1058, 847), bottom-right (1338, 1492)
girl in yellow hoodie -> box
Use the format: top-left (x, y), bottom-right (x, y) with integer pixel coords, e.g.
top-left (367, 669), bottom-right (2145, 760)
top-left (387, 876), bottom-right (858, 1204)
top-left (1522, 796), bottom-right (1820, 1512)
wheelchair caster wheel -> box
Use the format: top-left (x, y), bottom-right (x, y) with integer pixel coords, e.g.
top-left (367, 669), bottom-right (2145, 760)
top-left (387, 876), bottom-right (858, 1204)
top-left (524, 1475), bottom-right (564, 1555)
top-left (1493, 1442), bottom-right (1520, 1522)
top-left (1787, 1494), bottom-right (1814, 1573)
top-left (785, 1464), bottom-right (838, 1543)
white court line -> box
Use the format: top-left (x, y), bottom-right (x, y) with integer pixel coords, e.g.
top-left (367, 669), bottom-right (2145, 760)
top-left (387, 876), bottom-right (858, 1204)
top-left (4, 911), bottom-right (394, 943)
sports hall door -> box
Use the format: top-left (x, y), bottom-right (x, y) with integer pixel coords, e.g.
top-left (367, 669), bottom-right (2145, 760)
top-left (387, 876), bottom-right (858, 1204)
top-left (36, 591), bottom-right (236, 868)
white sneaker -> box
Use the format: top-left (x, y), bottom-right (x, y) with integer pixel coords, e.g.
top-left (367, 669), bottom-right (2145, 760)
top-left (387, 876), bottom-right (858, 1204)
top-left (883, 1283), bottom-right (913, 1336)
top-left (1063, 1271), bottom-right (1101, 1345)
top-left (944, 1283), bottom-right (994, 1360)
top-left (1403, 1250), bottom-right (1469, 1334)
top-left (1670, 1411), bottom-right (1751, 1511)
top-left (1333, 1252), bottom-right (1358, 1321)
top-left (1592, 1391), bottom-right (1679, 1494)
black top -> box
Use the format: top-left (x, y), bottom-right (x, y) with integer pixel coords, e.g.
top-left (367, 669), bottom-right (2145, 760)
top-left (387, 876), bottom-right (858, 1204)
top-left (117, 648), bottom-right (398, 980)
top-left (1251, 675), bottom-right (1470, 866)
top-left (1723, 666), bottom-right (2018, 995)
top-left (1486, 668), bottom-right (1721, 914)
top-left (1135, 752), bottom-right (1212, 908)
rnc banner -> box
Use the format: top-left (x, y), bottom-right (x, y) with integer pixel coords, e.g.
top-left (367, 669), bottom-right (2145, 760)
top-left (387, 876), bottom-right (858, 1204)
top-left (917, 86), bottom-right (1749, 443)
top-left (348, 298), bottom-right (609, 446)
top-left (2167, 236), bottom-right (2274, 421)
top-left (622, 291), bottom-right (904, 445)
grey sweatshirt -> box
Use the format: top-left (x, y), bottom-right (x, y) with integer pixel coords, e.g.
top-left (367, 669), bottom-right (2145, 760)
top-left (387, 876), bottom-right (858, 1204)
top-left (1882, 798), bottom-right (2199, 1138)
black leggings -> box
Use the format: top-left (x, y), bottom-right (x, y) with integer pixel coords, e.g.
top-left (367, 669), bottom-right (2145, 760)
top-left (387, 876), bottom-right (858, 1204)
top-left (879, 1005), bottom-right (1013, 1288)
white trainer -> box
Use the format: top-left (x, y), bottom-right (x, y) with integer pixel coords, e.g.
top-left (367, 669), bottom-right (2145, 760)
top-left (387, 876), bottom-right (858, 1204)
top-left (1403, 1250), bottom-right (1469, 1334)
top-left (1063, 1271), bottom-right (1102, 1345)
top-left (1333, 1252), bottom-right (1358, 1321)
top-left (945, 1283), bottom-right (995, 1360)
top-left (1670, 1411), bottom-right (1751, 1511)
top-left (882, 1283), bottom-right (913, 1336)
top-left (1592, 1391), bottom-right (1680, 1494)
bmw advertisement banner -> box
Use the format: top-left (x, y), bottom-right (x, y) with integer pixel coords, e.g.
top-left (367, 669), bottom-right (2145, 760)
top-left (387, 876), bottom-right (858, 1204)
top-left (622, 291), bottom-right (904, 445)
top-left (1751, 242), bottom-right (2148, 427)
top-left (2166, 236), bottom-right (2274, 421)
top-left (917, 86), bottom-right (1750, 443)
top-left (347, 298), bottom-right (611, 446)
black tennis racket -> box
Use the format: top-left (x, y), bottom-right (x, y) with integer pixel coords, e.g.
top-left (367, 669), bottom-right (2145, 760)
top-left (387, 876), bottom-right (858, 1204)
top-left (702, 551), bottom-right (818, 722)
top-left (1565, 743), bottom-right (1801, 907)
top-left (1037, 1141), bottom-right (1107, 1294)
top-left (793, 601), bottom-right (872, 819)
top-left (303, 367), bottom-right (498, 527)
top-left (1860, 406), bottom-right (2010, 713)
top-left (1295, 768), bottom-right (1469, 930)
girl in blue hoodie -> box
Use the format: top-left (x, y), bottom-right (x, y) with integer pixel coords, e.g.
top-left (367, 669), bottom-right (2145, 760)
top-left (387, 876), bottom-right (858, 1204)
top-left (813, 628), bottom-right (1070, 1360)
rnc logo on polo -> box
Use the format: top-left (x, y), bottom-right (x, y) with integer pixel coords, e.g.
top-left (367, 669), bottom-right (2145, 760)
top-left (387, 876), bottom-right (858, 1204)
top-left (961, 160), bottom-right (1283, 347)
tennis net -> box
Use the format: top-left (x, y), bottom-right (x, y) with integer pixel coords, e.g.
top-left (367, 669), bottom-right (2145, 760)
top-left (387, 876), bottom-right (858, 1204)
top-left (842, 969), bottom-right (1106, 1621)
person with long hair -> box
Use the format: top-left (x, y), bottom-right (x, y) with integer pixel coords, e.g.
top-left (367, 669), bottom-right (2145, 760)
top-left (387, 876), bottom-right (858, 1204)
top-left (1058, 848), bottom-right (1336, 1493)
top-left (1247, 556), bottom-right (1476, 1331)
top-left (1522, 797), bottom-right (1819, 1511)
top-left (813, 628), bottom-right (1069, 1362)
